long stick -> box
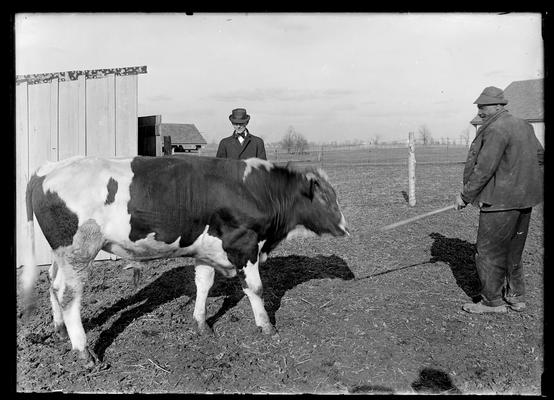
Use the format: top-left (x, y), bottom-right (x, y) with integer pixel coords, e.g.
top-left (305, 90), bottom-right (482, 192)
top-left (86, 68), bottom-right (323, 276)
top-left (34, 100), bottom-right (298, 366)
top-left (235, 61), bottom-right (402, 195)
top-left (380, 204), bottom-right (456, 231)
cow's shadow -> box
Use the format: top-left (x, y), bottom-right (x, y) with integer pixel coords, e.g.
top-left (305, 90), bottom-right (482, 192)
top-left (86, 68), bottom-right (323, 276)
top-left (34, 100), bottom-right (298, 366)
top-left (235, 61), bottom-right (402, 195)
top-left (429, 232), bottom-right (481, 301)
top-left (83, 254), bottom-right (354, 361)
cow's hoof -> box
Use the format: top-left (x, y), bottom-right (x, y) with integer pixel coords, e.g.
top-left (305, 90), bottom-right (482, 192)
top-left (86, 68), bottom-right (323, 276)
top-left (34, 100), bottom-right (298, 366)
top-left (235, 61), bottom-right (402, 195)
top-left (260, 324), bottom-right (278, 336)
top-left (55, 324), bottom-right (69, 341)
top-left (196, 322), bottom-right (215, 336)
top-left (89, 361), bottom-right (110, 373)
top-left (79, 347), bottom-right (99, 369)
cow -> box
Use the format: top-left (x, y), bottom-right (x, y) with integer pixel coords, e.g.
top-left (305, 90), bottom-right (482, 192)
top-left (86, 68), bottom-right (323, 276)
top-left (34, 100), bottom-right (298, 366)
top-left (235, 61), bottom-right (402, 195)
top-left (20, 155), bottom-right (349, 367)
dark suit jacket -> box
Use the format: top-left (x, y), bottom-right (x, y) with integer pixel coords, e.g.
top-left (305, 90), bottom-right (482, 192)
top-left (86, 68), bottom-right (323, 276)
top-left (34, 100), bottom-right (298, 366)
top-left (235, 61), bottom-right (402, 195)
top-left (462, 110), bottom-right (544, 211)
top-left (216, 130), bottom-right (267, 160)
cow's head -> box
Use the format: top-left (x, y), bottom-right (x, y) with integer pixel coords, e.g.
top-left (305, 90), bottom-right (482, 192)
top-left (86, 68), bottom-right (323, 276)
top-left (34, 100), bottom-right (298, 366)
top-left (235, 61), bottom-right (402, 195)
top-left (286, 163), bottom-right (349, 237)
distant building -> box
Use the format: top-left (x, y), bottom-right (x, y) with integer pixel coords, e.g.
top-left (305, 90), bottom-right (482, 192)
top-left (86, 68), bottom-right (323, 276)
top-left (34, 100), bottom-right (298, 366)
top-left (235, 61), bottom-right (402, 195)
top-left (470, 78), bottom-right (544, 146)
top-left (138, 115), bottom-right (208, 155)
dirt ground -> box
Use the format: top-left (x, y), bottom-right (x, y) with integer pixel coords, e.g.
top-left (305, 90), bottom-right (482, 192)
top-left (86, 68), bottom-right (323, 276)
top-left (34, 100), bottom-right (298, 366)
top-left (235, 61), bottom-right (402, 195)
top-left (15, 162), bottom-right (544, 394)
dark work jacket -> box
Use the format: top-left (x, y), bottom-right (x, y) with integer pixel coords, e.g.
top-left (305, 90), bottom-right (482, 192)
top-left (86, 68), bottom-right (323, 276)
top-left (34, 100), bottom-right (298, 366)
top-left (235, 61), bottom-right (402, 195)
top-left (461, 110), bottom-right (544, 211)
top-left (216, 130), bottom-right (267, 160)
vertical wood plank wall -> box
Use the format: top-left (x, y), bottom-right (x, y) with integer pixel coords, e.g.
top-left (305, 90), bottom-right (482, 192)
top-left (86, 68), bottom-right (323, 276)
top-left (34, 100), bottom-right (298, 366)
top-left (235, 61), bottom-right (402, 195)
top-left (58, 78), bottom-right (86, 159)
top-left (27, 82), bottom-right (56, 265)
top-left (86, 76), bottom-right (116, 157)
top-left (16, 73), bottom-right (141, 266)
top-left (116, 74), bottom-right (138, 156)
top-left (88, 75), bottom-right (116, 260)
top-left (15, 83), bottom-right (29, 270)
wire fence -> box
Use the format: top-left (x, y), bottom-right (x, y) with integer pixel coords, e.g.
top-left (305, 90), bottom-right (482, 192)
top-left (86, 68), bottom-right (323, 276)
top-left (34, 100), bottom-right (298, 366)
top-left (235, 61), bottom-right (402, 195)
top-left (200, 143), bottom-right (470, 168)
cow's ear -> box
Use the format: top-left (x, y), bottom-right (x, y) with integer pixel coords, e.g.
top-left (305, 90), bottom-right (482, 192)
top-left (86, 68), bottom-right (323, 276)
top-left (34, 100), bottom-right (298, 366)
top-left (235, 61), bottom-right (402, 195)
top-left (305, 172), bottom-right (318, 182)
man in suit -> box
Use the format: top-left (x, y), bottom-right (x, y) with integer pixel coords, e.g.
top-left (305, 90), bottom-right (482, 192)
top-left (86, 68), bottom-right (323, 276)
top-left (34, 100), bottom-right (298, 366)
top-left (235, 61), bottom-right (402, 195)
top-left (216, 108), bottom-right (267, 160)
top-left (455, 86), bottom-right (544, 314)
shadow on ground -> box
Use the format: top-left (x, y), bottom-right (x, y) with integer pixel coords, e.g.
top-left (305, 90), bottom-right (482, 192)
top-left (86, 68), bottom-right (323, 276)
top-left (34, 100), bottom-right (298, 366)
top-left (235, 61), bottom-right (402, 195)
top-left (411, 367), bottom-right (461, 394)
top-left (261, 255), bottom-right (355, 324)
top-left (83, 254), bottom-right (353, 360)
top-left (354, 233), bottom-right (481, 304)
top-left (429, 232), bottom-right (481, 302)
top-left (348, 384), bottom-right (394, 394)
top-left (401, 190), bottom-right (409, 203)
top-left (347, 367), bottom-right (460, 394)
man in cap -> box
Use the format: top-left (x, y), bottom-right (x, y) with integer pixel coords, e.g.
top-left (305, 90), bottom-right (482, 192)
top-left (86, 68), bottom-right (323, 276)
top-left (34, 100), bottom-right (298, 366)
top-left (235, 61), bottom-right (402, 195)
top-left (216, 108), bottom-right (267, 160)
top-left (455, 86), bottom-right (544, 313)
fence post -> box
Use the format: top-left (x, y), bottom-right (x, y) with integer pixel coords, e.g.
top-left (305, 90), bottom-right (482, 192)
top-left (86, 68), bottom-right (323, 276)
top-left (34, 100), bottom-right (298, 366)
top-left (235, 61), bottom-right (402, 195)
top-left (408, 132), bottom-right (416, 206)
top-left (163, 136), bottom-right (172, 156)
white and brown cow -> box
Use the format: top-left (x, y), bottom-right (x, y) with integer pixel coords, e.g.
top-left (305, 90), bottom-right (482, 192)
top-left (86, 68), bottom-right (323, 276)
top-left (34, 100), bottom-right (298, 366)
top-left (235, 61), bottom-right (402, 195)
top-left (21, 155), bottom-right (348, 366)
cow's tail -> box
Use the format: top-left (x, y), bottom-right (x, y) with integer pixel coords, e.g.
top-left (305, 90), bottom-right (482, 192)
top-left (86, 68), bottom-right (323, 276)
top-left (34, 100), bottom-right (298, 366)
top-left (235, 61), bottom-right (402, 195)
top-left (21, 174), bottom-right (39, 318)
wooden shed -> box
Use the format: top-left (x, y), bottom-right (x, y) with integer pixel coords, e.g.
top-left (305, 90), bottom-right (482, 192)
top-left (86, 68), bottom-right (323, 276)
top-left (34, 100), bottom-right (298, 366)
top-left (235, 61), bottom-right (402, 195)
top-left (138, 115), bottom-right (207, 156)
top-left (16, 65), bottom-right (148, 267)
top-left (470, 78), bottom-right (544, 146)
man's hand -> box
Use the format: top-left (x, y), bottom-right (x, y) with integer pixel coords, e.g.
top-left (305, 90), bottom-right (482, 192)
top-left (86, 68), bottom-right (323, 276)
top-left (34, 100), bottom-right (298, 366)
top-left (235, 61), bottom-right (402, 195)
top-left (455, 193), bottom-right (468, 210)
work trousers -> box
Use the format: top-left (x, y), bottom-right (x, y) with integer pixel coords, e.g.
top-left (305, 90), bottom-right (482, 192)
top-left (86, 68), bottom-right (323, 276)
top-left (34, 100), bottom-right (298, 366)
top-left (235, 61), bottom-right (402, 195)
top-left (475, 208), bottom-right (532, 307)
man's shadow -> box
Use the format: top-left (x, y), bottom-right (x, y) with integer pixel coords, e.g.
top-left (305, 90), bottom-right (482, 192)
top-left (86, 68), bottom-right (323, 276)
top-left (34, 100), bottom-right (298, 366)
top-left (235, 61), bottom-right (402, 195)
top-left (429, 232), bottom-right (481, 302)
top-left (83, 255), bottom-right (354, 361)
top-left (411, 367), bottom-right (461, 394)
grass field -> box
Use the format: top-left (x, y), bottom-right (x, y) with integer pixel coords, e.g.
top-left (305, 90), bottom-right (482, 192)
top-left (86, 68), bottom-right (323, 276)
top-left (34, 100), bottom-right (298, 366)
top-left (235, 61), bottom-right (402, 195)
top-left (16, 148), bottom-right (544, 394)
top-left (202, 144), bottom-right (470, 166)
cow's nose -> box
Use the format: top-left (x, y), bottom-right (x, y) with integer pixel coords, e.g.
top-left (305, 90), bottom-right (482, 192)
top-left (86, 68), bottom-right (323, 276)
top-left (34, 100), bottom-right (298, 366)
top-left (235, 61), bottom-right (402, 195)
top-left (338, 213), bottom-right (349, 236)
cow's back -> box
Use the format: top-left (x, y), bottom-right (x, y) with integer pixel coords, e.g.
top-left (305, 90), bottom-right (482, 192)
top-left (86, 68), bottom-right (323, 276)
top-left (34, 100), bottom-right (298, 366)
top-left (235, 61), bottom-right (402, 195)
top-left (28, 155), bottom-right (268, 252)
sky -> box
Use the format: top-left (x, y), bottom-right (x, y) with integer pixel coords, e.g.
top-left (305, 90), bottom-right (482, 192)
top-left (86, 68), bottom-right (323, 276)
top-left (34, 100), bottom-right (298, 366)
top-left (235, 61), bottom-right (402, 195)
top-left (15, 12), bottom-right (544, 144)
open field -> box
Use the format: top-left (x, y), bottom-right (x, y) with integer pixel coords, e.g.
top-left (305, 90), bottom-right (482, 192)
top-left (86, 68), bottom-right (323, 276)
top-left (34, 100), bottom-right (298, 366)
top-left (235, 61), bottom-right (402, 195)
top-left (202, 143), bottom-right (470, 166)
top-left (16, 148), bottom-right (544, 394)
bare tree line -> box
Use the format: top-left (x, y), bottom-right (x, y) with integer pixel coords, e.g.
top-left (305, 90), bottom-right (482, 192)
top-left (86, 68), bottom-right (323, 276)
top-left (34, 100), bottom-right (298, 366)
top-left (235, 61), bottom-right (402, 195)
top-left (279, 126), bottom-right (309, 154)
top-left (276, 124), bottom-right (471, 151)
top-left (205, 124), bottom-right (473, 149)
top-left (418, 124), bottom-right (471, 146)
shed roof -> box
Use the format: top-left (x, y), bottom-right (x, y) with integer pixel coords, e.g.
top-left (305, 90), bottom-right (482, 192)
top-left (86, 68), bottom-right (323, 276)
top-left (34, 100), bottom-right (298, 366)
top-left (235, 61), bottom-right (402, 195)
top-left (470, 78), bottom-right (544, 125)
top-left (16, 65), bottom-right (147, 85)
top-left (159, 124), bottom-right (207, 145)
top-left (504, 78), bottom-right (543, 121)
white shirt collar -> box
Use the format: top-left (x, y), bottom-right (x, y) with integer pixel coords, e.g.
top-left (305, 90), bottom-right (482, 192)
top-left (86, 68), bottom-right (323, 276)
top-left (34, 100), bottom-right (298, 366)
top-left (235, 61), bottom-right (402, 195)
top-left (235, 129), bottom-right (249, 143)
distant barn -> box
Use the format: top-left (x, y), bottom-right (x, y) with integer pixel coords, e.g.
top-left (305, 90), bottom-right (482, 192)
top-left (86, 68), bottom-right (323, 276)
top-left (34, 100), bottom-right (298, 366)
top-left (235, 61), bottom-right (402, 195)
top-left (470, 78), bottom-right (544, 146)
top-left (138, 115), bottom-right (208, 156)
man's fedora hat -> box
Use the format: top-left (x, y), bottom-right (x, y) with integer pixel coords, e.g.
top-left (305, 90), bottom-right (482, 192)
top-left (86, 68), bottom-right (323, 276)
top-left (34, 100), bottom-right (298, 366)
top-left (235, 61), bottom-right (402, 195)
top-left (229, 108), bottom-right (250, 124)
top-left (474, 86), bottom-right (508, 105)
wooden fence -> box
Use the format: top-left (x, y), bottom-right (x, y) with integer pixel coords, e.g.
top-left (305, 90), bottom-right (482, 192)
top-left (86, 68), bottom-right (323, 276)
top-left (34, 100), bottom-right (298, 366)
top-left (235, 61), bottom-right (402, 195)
top-left (16, 66), bottom-right (147, 267)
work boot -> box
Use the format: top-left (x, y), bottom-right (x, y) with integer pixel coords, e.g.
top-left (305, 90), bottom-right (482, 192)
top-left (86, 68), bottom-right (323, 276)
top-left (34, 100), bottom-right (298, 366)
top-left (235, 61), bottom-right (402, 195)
top-left (504, 297), bottom-right (526, 312)
top-left (462, 301), bottom-right (507, 314)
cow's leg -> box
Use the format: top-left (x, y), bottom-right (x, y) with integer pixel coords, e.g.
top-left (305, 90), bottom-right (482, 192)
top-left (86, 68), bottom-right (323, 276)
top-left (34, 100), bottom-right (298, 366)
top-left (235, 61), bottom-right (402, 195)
top-left (48, 259), bottom-right (68, 341)
top-left (193, 262), bottom-right (215, 335)
top-left (54, 219), bottom-right (103, 367)
top-left (53, 253), bottom-right (97, 367)
top-left (239, 258), bottom-right (276, 336)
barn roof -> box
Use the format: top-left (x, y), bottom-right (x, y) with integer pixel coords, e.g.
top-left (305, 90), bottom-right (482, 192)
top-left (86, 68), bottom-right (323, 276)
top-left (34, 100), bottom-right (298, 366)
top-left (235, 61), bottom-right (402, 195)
top-left (158, 124), bottom-right (207, 145)
top-left (470, 78), bottom-right (544, 125)
top-left (504, 78), bottom-right (544, 121)
top-left (16, 65), bottom-right (148, 85)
